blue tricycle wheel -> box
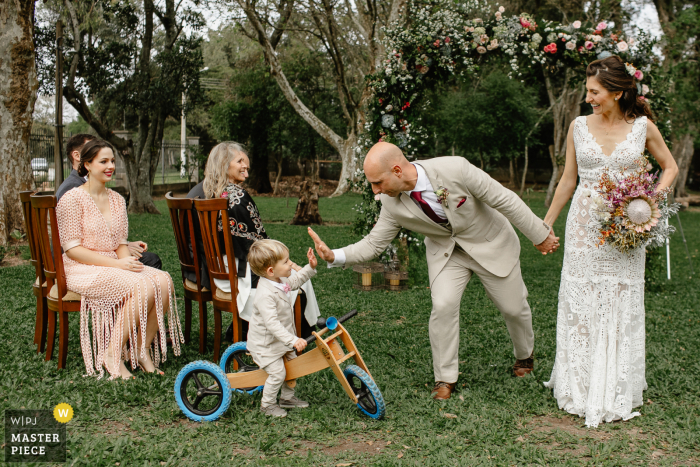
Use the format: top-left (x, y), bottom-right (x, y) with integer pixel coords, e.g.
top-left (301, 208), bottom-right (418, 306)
top-left (220, 342), bottom-right (264, 395)
top-left (343, 365), bottom-right (386, 420)
top-left (174, 360), bottom-right (231, 422)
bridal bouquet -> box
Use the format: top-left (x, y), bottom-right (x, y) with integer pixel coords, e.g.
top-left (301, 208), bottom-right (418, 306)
top-left (586, 156), bottom-right (679, 253)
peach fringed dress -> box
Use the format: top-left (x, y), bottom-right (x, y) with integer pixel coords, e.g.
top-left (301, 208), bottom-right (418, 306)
top-left (56, 187), bottom-right (183, 378)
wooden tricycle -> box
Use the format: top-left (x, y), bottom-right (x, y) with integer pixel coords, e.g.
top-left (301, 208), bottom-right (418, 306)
top-left (174, 310), bottom-right (385, 421)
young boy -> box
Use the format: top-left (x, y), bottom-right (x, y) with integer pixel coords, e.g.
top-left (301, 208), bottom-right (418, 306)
top-left (247, 239), bottom-right (318, 417)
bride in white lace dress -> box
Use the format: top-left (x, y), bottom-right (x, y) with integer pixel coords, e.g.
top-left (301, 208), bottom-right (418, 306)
top-left (542, 56), bottom-right (678, 428)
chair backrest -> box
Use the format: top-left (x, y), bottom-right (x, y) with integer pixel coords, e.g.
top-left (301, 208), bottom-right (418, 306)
top-left (31, 194), bottom-right (67, 303)
top-left (165, 192), bottom-right (205, 289)
top-left (193, 198), bottom-right (238, 300)
top-left (20, 190), bottom-right (42, 280)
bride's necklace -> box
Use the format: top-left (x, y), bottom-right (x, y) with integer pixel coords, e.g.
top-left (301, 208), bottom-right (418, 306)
top-left (602, 116), bottom-right (623, 135)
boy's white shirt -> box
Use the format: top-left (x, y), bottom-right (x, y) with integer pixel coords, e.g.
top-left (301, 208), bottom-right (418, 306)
top-left (247, 264), bottom-right (317, 368)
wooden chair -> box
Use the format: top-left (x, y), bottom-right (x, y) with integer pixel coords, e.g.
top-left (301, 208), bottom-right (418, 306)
top-left (20, 190), bottom-right (48, 353)
top-left (31, 194), bottom-right (82, 369)
top-left (165, 192), bottom-right (211, 354)
top-left (193, 198), bottom-right (303, 363)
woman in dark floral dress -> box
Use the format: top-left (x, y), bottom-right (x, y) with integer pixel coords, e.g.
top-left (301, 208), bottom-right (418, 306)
top-left (200, 142), bottom-right (320, 339)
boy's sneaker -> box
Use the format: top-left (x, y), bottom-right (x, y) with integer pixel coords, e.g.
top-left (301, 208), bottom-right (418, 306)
top-left (260, 404), bottom-right (287, 417)
top-left (279, 396), bottom-right (309, 409)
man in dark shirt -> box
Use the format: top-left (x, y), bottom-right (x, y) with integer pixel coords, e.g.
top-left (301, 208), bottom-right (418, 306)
top-left (55, 134), bottom-right (162, 269)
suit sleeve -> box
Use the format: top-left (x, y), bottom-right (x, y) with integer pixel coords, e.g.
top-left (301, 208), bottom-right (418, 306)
top-left (341, 205), bottom-right (402, 265)
top-left (285, 264), bottom-right (317, 291)
top-left (460, 158), bottom-right (550, 244)
top-left (257, 294), bottom-right (297, 348)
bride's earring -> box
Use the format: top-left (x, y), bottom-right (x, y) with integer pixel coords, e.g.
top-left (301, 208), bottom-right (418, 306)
top-left (614, 97), bottom-right (618, 101)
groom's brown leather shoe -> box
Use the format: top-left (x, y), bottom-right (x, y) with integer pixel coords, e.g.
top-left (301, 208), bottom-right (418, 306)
top-left (431, 382), bottom-right (456, 400)
top-left (513, 352), bottom-right (534, 377)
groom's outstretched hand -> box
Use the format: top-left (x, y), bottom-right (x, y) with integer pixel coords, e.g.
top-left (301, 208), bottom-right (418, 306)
top-left (535, 228), bottom-right (560, 255)
top-left (308, 227), bottom-right (336, 263)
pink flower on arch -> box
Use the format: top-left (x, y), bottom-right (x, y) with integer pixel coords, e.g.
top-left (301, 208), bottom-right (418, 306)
top-left (585, 41), bottom-right (594, 50)
top-left (520, 17), bottom-right (531, 28)
top-left (477, 45), bottom-right (487, 54)
top-left (444, 37), bottom-right (451, 43)
top-left (616, 41), bottom-right (628, 52)
top-left (596, 21), bottom-right (607, 30)
top-left (634, 69), bottom-right (644, 80)
top-left (544, 43), bottom-right (558, 54)
top-left (572, 20), bottom-right (582, 29)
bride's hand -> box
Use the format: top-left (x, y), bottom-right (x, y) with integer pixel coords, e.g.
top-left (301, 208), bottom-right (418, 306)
top-left (535, 228), bottom-right (560, 255)
top-left (117, 256), bottom-right (144, 272)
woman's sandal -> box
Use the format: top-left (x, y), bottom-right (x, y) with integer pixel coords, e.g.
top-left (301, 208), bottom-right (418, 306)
top-left (103, 351), bottom-right (135, 380)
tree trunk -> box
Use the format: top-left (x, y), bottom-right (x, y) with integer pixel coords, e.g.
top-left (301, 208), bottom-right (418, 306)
top-left (247, 149), bottom-right (272, 193)
top-left (0, 0), bottom-right (37, 245)
top-left (331, 134), bottom-right (359, 196)
top-left (543, 70), bottom-right (585, 207)
top-left (291, 180), bottom-right (323, 225)
top-left (509, 158), bottom-right (516, 188)
top-left (273, 155), bottom-right (283, 195)
top-left (520, 143), bottom-right (529, 197)
top-left (672, 130), bottom-right (695, 198)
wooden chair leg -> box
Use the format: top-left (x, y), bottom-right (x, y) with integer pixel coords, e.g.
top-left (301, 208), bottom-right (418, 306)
top-left (45, 307), bottom-right (57, 362)
top-left (184, 298), bottom-right (192, 345)
top-left (58, 310), bottom-right (69, 369)
top-left (37, 297), bottom-right (48, 353)
top-left (294, 296), bottom-right (302, 339)
top-left (213, 309), bottom-right (222, 363)
top-left (198, 298), bottom-right (207, 354)
top-left (34, 294), bottom-right (40, 346)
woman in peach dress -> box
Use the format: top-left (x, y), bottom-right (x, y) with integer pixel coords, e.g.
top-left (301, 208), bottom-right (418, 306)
top-left (57, 140), bottom-right (183, 379)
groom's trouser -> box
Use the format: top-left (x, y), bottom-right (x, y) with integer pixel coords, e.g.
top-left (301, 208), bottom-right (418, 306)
top-left (429, 247), bottom-right (534, 383)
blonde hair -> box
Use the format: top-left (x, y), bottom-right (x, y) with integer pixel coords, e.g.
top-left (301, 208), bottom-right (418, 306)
top-left (248, 239), bottom-right (289, 277)
top-left (202, 142), bottom-right (248, 198)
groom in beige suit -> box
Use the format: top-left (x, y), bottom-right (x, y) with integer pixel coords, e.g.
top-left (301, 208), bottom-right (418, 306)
top-left (309, 142), bottom-right (559, 400)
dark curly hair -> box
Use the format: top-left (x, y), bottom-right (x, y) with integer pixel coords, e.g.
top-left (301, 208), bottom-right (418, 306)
top-left (586, 55), bottom-right (654, 123)
top-left (77, 139), bottom-right (115, 177)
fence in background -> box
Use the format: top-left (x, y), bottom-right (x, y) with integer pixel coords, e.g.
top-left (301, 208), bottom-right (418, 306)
top-left (29, 128), bottom-right (72, 191)
top-left (28, 130), bottom-right (200, 192)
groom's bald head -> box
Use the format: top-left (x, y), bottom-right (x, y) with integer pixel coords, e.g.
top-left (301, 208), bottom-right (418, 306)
top-left (363, 142), bottom-right (416, 197)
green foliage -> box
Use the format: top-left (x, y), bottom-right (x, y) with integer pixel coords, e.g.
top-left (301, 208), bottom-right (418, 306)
top-left (430, 70), bottom-right (539, 165)
top-left (209, 34), bottom-right (343, 166)
top-left (1, 193), bottom-right (699, 464)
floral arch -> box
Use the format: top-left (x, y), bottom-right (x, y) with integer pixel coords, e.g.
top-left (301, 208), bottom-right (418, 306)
top-left (352, 0), bottom-right (665, 241)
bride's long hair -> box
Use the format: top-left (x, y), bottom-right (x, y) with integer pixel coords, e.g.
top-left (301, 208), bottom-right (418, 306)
top-left (586, 55), bottom-right (655, 123)
top-left (202, 142), bottom-right (248, 199)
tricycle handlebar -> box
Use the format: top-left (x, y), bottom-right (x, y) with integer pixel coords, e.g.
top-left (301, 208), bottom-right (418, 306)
top-left (305, 309), bottom-right (358, 344)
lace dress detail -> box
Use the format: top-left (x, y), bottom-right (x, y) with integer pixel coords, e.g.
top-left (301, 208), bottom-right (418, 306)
top-left (57, 188), bottom-right (184, 378)
top-left (544, 116), bottom-right (648, 428)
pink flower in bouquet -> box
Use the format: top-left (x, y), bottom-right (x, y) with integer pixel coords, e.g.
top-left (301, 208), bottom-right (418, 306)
top-left (616, 41), bottom-right (628, 52)
top-left (572, 20), bottom-right (582, 29)
top-left (578, 46), bottom-right (585, 52)
top-left (544, 43), bottom-right (557, 54)
top-left (585, 41), bottom-right (594, 50)
top-left (566, 41), bottom-right (576, 50)
top-left (477, 45), bottom-right (487, 54)
top-left (596, 21), bottom-right (607, 30)
top-left (634, 70), bottom-right (644, 80)
top-left (520, 17), bottom-right (531, 28)
top-left (623, 196), bottom-right (661, 233)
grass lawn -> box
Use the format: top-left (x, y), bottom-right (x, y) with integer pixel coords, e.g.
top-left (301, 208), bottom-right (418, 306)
top-left (1, 192), bottom-right (698, 466)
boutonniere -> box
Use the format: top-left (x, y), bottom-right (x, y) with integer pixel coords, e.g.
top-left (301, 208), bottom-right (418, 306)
top-left (283, 283), bottom-right (291, 294)
top-left (435, 187), bottom-right (449, 207)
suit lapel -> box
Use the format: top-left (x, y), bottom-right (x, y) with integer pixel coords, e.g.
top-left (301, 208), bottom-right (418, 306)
top-left (415, 162), bottom-right (454, 228)
top-left (260, 279), bottom-right (291, 303)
